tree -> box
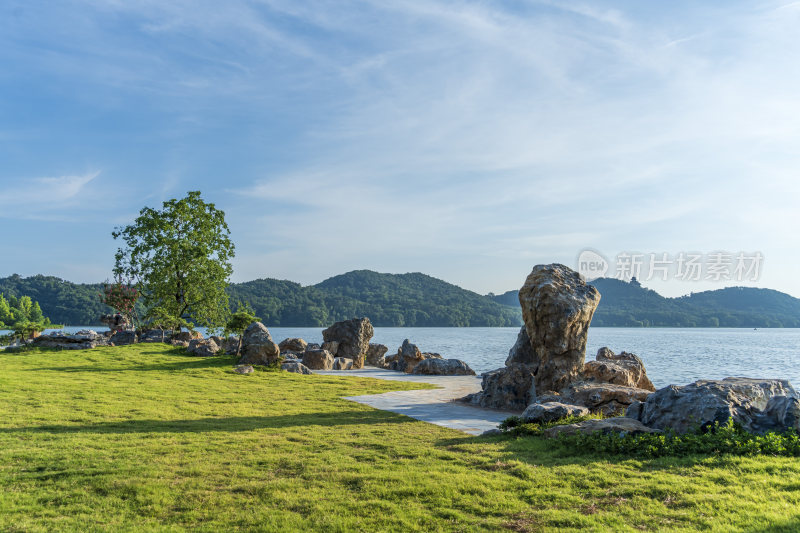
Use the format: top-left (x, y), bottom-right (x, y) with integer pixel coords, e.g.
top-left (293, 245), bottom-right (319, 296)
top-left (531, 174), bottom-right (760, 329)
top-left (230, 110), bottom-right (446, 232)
top-left (225, 302), bottom-right (260, 356)
top-left (112, 191), bottom-right (235, 332)
top-left (101, 275), bottom-right (140, 330)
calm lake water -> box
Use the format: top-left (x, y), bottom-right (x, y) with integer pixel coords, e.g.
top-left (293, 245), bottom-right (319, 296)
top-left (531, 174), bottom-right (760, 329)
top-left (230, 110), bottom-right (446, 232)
top-left (5, 326), bottom-right (800, 389)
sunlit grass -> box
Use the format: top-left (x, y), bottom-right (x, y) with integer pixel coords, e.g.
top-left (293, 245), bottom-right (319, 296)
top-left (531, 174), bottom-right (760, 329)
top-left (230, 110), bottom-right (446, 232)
top-left (1, 345), bottom-right (799, 531)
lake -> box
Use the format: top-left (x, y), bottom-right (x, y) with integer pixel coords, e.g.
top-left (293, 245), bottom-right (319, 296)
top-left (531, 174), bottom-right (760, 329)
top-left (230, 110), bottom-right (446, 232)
top-left (4, 326), bottom-right (800, 388)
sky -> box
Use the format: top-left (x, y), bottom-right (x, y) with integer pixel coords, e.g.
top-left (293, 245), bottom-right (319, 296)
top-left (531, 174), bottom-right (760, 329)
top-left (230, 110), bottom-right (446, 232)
top-left (1, 0), bottom-right (799, 298)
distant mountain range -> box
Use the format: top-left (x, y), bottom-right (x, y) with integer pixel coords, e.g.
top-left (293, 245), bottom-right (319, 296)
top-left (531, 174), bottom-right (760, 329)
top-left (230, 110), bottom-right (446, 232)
top-left (1, 271), bottom-right (799, 328)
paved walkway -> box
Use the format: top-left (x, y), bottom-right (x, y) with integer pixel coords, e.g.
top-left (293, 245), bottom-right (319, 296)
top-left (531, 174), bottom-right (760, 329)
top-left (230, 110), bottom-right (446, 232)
top-left (316, 368), bottom-right (518, 435)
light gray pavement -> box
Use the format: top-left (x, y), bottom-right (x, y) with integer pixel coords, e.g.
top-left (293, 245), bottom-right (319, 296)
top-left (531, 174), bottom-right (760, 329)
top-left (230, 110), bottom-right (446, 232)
top-left (316, 367), bottom-right (519, 435)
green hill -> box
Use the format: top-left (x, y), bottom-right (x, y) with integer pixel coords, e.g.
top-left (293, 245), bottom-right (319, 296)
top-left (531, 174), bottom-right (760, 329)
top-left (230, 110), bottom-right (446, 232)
top-left (3, 271), bottom-right (798, 328)
top-left (491, 278), bottom-right (800, 328)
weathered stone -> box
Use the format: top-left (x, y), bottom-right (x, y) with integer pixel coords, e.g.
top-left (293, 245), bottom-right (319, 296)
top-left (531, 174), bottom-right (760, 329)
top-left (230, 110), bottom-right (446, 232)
top-left (321, 341), bottom-right (339, 355)
top-left (99, 313), bottom-right (130, 332)
top-left (110, 330), bottom-right (138, 346)
top-left (234, 364), bottom-right (254, 374)
top-left (365, 343), bottom-right (389, 368)
top-left (583, 348), bottom-right (656, 391)
top-left (173, 331), bottom-right (202, 344)
top-left (239, 322), bottom-right (280, 365)
top-left (210, 335), bottom-right (224, 346)
top-left (32, 330), bottom-right (105, 350)
top-left (140, 329), bottom-right (172, 343)
top-left (188, 338), bottom-right (219, 357)
top-left (279, 338), bottom-right (308, 353)
top-left (322, 318), bottom-right (374, 369)
top-left (386, 339), bottom-right (425, 373)
top-left (519, 264), bottom-right (601, 394)
top-left (521, 402), bottom-right (589, 423)
top-left (464, 364), bottom-right (535, 411)
top-left (333, 357), bottom-right (353, 370)
top-left (505, 326), bottom-right (535, 366)
top-left (543, 417), bottom-right (660, 438)
top-left (306, 343), bottom-right (321, 351)
top-left (282, 362), bottom-right (313, 375)
top-left (302, 349), bottom-right (334, 370)
top-left (565, 382), bottom-right (652, 416)
top-left (628, 377), bottom-right (800, 434)
top-left (411, 358), bottom-right (476, 376)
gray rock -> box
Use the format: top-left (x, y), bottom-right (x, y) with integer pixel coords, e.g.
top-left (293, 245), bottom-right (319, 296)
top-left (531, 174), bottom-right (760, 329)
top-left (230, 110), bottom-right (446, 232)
top-left (109, 330), bottom-right (138, 346)
top-left (282, 362), bottom-right (313, 375)
top-left (302, 349), bottom-right (335, 370)
top-left (32, 330), bottom-right (106, 350)
top-left (279, 338), bottom-right (308, 353)
top-left (365, 343), bottom-right (389, 368)
top-left (188, 338), bottom-right (219, 357)
top-left (505, 326), bottom-right (534, 366)
top-left (411, 358), bottom-right (476, 376)
top-left (565, 382), bottom-right (652, 416)
top-left (583, 348), bottom-right (655, 391)
top-left (239, 322), bottom-right (280, 365)
top-left (464, 364), bottom-right (535, 411)
top-left (234, 364), bottom-right (254, 374)
top-left (543, 417), bottom-right (660, 438)
top-left (522, 402), bottom-right (589, 423)
top-left (333, 357), bottom-right (353, 370)
top-left (172, 331), bottom-right (202, 344)
top-left (386, 339), bottom-right (426, 373)
top-left (481, 428), bottom-right (502, 436)
top-left (519, 264), bottom-right (601, 394)
top-left (322, 318), bottom-right (374, 369)
top-left (140, 329), bottom-right (172, 343)
top-left (321, 341), bottom-right (339, 355)
top-left (628, 377), bottom-right (800, 434)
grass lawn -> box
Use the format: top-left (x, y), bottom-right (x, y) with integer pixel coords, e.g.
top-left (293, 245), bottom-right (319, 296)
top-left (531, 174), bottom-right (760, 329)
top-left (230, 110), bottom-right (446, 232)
top-left (1, 345), bottom-right (799, 532)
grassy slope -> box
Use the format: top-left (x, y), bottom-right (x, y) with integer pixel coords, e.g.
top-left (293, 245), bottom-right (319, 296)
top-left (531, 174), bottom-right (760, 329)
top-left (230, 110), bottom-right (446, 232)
top-left (1, 346), bottom-right (799, 532)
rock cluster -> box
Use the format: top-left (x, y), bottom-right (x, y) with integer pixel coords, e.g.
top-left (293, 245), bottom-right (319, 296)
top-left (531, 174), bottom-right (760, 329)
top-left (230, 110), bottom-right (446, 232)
top-left (465, 264), bottom-right (654, 417)
top-left (380, 339), bottom-right (476, 375)
top-left (32, 330), bottom-right (109, 350)
top-left (322, 318), bottom-right (374, 369)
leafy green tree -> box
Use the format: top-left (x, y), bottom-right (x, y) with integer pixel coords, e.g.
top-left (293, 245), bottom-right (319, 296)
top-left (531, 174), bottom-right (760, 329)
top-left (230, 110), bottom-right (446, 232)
top-left (224, 302), bottom-right (260, 356)
top-left (112, 191), bottom-right (235, 332)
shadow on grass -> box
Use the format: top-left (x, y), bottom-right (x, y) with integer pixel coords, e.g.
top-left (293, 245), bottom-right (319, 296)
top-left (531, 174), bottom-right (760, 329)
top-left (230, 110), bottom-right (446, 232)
top-left (31, 354), bottom-right (237, 373)
top-left (0, 409), bottom-right (416, 435)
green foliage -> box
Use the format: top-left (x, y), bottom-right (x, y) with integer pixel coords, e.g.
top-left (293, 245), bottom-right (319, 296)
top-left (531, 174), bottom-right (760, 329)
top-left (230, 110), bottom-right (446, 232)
top-left (498, 413), bottom-right (602, 437)
top-left (0, 274), bottom-right (111, 326)
top-left (224, 301), bottom-right (260, 355)
top-left (556, 419), bottom-right (800, 458)
top-left (113, 191), bottom-right (234, 331)
top-left (0, 292), bottom-right (56, 340)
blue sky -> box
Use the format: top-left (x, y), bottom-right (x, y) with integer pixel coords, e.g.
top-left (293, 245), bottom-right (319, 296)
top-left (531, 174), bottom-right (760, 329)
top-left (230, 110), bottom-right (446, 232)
top-left (1, 1), bottom-right (799, 297)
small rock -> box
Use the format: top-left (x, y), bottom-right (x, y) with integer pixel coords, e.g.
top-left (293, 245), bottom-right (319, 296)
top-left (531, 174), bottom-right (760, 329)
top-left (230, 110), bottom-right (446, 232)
top-left (522, 402), bottom-right (589, 424)
top-left (565, 382), bottom-right (653, 416)
top-left (188, 338), bottom-right (219, 357)
top-left (282, 362), bottom-right (313, 375)
top-left (234, 365), bottom-right (254, 374)
top-left (411, 358), bottom-right (476, 376)
top-left (109, 330), bottom-right (138, 346)
top-left (279, 338), bottom-right (308, 353)
top-left (333, 357), bottom-right (353, 370)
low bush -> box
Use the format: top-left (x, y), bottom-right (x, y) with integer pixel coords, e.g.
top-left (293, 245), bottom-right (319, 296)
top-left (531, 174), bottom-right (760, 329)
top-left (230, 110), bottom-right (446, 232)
top-left (498, 413), bottom-right (601, 437)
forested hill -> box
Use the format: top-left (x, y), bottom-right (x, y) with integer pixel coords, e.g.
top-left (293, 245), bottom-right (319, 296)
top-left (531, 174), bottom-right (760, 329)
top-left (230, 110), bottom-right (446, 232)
top-left (490, 278), bottom-right (800, 328)
top-left (0, 271), bottom-right (522, 327)
top-left (3, 272), bottom-right (799, 328)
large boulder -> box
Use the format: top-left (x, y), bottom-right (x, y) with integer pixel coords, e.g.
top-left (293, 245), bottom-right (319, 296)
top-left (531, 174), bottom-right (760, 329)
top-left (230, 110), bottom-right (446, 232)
top-left (522, 402), bottom-right (589, 424)
top-left (464, 364), bottom-right (535, 411)
top-left (411, 358), bottom-right (476, 376)
top-left (583, 348), bottom-right (655, 391)
top-left (188, 338), bottom-right (219, 357)
top-left (239, 322), bottom-right (280, 365)
top-left (279, 338), bottom-right (308, 353)
top-left (302, 349), bottom-right (335, 370)
top-left (385, 340), bottom-right (425, 373)
top-left (565, 382), bottom-right (652, 416)
top-left (627, 378), bottom-right (800, 435)
top-left (519, 264), bottom-right (600, 394)
top-left (32, 330), bottom-right (105, 350)
top-left (543, 417), bottom-right (659, 438)
top-left (322, 318), bottom-right (374, 369)
top-left (365, 343), bottom-right (389, 368)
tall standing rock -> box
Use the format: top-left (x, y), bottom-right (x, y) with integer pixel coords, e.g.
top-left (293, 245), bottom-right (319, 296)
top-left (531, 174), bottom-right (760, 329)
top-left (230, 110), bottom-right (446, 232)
top-left (322, 318), bottom-right (374, 369)
top-left (519, 264), bottom-right (601, 394)
top-left (239, 322), bottom-right (281, 366)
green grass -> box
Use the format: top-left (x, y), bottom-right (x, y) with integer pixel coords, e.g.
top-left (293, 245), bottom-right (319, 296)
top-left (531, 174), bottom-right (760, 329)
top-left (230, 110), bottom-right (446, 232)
top-left (1, 346), bottom-right (800, 532)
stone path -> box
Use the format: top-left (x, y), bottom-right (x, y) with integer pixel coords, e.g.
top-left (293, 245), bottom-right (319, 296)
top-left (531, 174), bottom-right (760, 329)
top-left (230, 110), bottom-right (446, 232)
top-left (315, 368), bottom-right (518, 435)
